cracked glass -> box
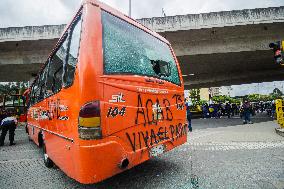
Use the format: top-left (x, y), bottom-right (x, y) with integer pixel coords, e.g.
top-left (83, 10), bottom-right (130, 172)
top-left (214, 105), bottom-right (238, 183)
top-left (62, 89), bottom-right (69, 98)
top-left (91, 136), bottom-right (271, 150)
top-left (102, 11), bottom-right (181, 85)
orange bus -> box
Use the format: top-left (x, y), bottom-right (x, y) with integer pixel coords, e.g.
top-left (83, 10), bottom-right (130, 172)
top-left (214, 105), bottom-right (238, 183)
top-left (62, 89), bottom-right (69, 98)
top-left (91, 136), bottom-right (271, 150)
top-left (26, 0), bottom-right (187, 184)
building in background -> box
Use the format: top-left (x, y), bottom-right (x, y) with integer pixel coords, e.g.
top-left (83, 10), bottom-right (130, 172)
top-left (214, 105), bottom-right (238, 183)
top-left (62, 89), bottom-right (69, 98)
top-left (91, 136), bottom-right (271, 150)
top-left (186, 87), bottom-right (231, 102)
top-left (220, 86), bottom-right (233, 96)
top-left (209, 87), bottom-right (221, 97)
top-left (200, 88), bottom-right (210, 101)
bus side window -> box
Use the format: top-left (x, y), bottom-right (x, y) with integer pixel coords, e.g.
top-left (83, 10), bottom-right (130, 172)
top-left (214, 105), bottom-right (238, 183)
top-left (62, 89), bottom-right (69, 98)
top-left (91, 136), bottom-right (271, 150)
top-left (29, 86), bottom-right (34, 106)
top-left (33, 79), bottom-right (40, 103)
top-left (45, 35), bottom-right (69, 96)
top-left (38, 65), bottom-right (48, 101)
top-left (63, 15), bottom-right (82, 88)
top-left (53, 66), bottom-right (63, 93)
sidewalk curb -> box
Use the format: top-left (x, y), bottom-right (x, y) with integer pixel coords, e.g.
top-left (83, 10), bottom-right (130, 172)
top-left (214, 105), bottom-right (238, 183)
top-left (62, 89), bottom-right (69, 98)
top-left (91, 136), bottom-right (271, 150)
top-left (275, 128), bottom-right (284, 137)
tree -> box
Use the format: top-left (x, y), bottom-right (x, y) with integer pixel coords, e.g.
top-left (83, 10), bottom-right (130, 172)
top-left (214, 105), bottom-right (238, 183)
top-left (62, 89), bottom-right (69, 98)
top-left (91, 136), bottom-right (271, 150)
top-left (266, 88), bottom-right (283, 100)
top-left (189, 89), bottom-right (200, 102)
top-left (272, 88), bottom-right (283, 96)
top-left (211, 95), bottom-right (239, 103)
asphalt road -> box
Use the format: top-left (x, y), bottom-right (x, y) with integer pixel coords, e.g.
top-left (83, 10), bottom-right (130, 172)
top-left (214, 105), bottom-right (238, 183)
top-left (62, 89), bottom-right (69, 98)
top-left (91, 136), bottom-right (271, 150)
top-left (0, 113), bottom-right (283, 189)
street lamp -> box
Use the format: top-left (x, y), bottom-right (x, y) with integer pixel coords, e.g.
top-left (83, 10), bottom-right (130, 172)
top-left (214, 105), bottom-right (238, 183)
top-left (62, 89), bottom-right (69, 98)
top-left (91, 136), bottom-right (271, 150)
top-left (129, 0), bottom-right (132, 17)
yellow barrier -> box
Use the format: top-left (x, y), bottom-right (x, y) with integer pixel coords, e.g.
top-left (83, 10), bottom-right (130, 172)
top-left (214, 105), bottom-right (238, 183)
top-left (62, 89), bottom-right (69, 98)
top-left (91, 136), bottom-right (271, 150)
top-left (275, 99), bottom-right (284, 128)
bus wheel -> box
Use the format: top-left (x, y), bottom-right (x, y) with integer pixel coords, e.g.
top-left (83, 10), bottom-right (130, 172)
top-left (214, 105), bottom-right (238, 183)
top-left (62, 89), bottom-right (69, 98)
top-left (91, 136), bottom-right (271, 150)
top-left (42, 142), bottom-right (54, 168)
top-left (28, 134), bottom-right (32, 141)
top-left (38, 133), bottom-right (43, 148)
top-left (25, 125), bottom-right (28, 133)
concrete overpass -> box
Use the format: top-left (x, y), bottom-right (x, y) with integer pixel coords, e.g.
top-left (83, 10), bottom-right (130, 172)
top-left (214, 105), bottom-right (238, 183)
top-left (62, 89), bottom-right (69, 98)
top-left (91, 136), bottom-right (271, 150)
top-left (1, 6), bottom-right (284, 88)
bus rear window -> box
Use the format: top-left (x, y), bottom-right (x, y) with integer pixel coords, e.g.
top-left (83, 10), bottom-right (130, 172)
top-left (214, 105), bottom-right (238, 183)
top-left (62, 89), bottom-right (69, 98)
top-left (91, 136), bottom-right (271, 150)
top-left (102, 11), bottom-right (181, 86)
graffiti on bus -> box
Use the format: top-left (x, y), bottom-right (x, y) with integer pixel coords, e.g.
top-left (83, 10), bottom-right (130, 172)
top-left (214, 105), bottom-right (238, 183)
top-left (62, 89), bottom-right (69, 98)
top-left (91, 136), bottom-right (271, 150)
top-left (31, 99), bottom-right (69, 121)
top-left (126, 122), bottom-right (187, 152)
top-left (125, 93), bottom-right (187, 152)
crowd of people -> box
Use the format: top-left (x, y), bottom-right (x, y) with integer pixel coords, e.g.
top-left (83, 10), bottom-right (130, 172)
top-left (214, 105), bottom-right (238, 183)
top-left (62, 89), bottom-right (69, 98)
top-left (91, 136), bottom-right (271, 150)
top-left (185, 99), bottom-right (277, 126)
top-left (184, 98), bottom-right (278, 133)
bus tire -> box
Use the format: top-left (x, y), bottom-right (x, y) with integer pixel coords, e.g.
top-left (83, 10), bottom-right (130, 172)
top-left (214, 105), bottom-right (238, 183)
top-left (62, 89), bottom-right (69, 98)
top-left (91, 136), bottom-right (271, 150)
top-left (38, 133), bottom-right (43, 148)
top-left (28, 134), bottom-right (32, 141)
top-left (25, 125), bottom-right (28, 133)
top-left (42, 142), bottom-right (54, 168)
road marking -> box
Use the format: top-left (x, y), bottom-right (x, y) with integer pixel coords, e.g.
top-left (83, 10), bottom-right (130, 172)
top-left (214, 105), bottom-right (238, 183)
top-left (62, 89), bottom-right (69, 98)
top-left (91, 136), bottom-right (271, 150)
top-left (183, 141), bottom-right (284, 151)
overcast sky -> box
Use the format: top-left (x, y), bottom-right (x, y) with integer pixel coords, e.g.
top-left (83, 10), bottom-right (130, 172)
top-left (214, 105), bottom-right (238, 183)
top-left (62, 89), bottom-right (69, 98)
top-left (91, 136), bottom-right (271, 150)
top-left (231, 81), bottom-right (284, 97)
top-left (0, 0), bottom-right (284, 28)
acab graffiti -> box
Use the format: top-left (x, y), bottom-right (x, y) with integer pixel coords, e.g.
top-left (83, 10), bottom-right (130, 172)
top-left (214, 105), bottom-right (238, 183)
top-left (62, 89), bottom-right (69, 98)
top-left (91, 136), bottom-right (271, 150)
top-left (135, 94), bottom-right (174, 126)
top-left (135, 93), bottom-right (184, 126)
top-left (126, 93), bottom-right (186, 152)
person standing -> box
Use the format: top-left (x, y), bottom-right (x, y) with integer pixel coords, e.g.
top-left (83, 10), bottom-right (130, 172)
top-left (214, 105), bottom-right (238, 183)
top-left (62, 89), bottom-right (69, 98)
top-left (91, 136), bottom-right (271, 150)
top-left (0, 112), bottom-right (18, 146)
top-left (242, 100), bottom-right (253, 124)
top-left (208, 104), bottom-right (215, 118)
top-left (185, 100), bottom-right (192, 132)
top-left (211, 103), bottom-right (219, 119)
top-left (202, 104), bottom-right (209, 119)
top-left (271, 101), bottom-right (276, 119)
top-left (225, 103), bottom-right (231, 118)
top-left (231, 103), bottom-right (237, 116)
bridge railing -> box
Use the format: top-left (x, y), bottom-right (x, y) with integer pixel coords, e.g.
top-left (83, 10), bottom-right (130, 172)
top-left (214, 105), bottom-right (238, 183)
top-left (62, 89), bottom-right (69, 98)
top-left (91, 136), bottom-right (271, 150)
top-left (275, 99), bottom-right (284, 128)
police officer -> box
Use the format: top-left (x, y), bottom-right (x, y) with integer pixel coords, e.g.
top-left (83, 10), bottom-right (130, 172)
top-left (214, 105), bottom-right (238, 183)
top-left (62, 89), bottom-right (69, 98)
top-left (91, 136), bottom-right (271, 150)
top-left (0, 111), bottom-right (18, 146)
top-left (185, 98), bottom-right (192, 132)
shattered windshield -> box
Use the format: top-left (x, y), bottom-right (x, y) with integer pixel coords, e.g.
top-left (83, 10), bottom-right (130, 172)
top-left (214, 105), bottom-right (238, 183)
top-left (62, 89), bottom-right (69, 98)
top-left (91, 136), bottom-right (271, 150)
top-left (102, 11), bottom-right (181, 85)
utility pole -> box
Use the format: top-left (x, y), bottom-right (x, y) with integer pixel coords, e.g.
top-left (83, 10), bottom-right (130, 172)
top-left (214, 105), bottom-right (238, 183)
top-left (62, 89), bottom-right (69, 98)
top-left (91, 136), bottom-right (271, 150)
top-left (162, 8), bottom-right (167, 17)
top-left (129, 0), bottom-right (132, 17)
